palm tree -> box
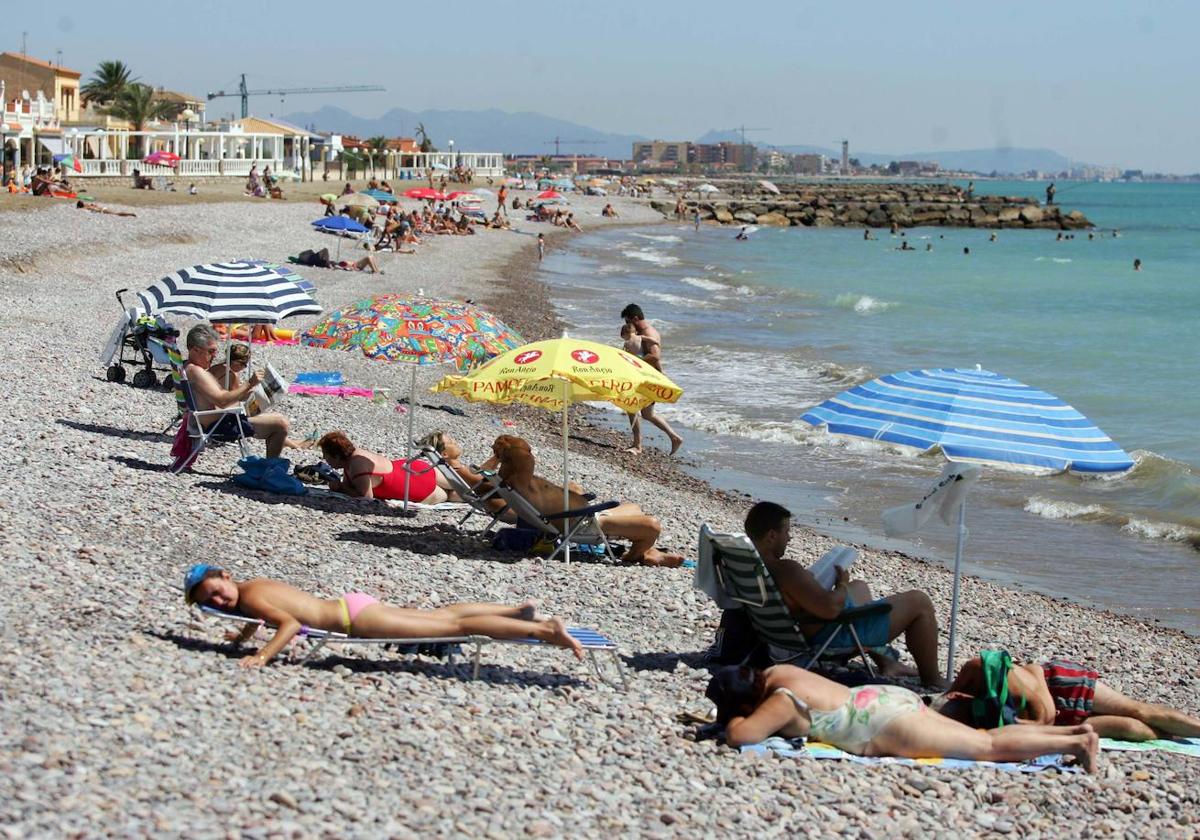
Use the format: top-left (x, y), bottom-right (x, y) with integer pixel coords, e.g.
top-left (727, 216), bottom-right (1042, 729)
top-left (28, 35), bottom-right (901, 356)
top-left (415, 123), bottom-right (436, 153)
top-left (81, 60), bottom-right (137, 106)
top-left (106, 83), bottom-right (173, 158)
top-left (366, 135), bottom-right (388, 178)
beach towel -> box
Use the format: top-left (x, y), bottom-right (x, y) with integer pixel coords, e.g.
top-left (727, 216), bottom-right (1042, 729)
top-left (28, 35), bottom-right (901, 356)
top-left (742, 737), bottom-right (1080, 774)
top-left (1100, 737), bottom-right (1200, 758)
top-left (303, 486), bottom-right (467, 511)
top-left (289, 384), bottom-right (378, 400)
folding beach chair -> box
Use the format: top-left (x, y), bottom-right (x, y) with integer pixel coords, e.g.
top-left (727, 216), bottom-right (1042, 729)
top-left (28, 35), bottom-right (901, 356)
top-left (193, 603), bottom-right (629, 689)
top-left (168, 350), bottom-right (251, 474)
top-left (698, 523), bottom-right (891, 676)
top-left (416, 445), bottom-right (509, 536)
top-left (493, 484), bottom-right (619, 564)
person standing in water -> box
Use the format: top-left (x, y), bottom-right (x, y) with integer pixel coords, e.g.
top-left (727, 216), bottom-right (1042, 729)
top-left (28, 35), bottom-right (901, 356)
top-left (620, 303), bottom-right (683, 456)
top-left (537, 233), bottom-right (545, 262)
top-left (1134, 258), bottom-right (1142, 271)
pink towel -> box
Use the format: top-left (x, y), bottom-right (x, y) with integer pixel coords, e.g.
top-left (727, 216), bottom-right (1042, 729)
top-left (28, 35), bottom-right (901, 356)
top-left (288, 384), bottom-right (376, 399)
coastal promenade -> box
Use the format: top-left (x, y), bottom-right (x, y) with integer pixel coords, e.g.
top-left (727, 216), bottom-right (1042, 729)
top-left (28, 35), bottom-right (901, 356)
top-left (0, 189), bottom-right (1195, 836)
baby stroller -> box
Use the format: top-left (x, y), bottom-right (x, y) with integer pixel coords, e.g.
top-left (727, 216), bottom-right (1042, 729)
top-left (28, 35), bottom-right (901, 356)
top-left (100, 288), bottom-right (179, 388)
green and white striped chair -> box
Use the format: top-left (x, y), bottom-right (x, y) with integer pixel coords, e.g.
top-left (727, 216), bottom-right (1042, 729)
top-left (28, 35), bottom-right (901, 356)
top-left (698, 523), bottom-right (890, 676)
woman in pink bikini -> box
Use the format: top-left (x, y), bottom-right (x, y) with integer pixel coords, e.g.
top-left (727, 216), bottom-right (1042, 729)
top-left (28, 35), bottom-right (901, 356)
top-left (318, 431), bottom-right (450, 503)
top-left (184, 565), bottom-right (583, 668)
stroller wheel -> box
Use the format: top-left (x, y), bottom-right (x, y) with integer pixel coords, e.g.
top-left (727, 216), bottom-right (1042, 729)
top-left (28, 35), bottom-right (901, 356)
top-left (106, 364), bottom-right (126, 383)
top-left (132, 369), bottom-right (158, 389)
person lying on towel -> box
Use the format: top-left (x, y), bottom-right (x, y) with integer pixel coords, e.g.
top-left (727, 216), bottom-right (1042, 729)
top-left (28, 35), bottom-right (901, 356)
top-left (493, 434), bottom-right (685, 568)
top-left (318, 431), bottom-right (453, 504)
top-left (938, 652), bottom-right (1200, 742)
top-left (707, 664), bottom-right (1099, 773)
top-left (183, 564), bottom-right (583, 667)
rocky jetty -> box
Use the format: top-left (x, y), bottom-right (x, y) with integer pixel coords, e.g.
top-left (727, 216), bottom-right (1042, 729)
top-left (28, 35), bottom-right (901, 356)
top-left (653, 182), bottom-right (1092, 230)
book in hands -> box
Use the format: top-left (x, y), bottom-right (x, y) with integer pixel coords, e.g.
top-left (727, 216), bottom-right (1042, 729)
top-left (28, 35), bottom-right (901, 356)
top-left (808, 546), bottom-right (857, 591)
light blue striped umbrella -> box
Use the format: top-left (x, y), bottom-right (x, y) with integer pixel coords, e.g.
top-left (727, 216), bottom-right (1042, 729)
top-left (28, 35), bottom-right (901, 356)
top-left (801, 367), bottom-right (1134, 475)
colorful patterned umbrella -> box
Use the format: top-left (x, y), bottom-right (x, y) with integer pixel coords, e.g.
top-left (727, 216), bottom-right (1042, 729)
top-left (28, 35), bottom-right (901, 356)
top-left (53, 153), bottom-right (82, 172)
top-left (300, 296), bottom-right (525, 510)
top-left (301, 295), bottom-right (524, 373)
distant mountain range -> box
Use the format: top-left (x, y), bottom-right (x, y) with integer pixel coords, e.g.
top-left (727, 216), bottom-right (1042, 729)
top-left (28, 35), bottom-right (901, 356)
top-left (281, 106), bottom-right (644, 159)
top-left (281, 106), bottom-right (1080, 174)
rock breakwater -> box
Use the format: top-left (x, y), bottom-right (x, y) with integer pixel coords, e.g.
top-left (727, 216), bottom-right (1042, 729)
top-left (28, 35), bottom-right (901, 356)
top-left (653, 182), bottom-right (1092, 230)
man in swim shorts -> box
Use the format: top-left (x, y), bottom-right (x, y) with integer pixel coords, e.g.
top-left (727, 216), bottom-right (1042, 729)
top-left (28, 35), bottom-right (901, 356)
top-left (944, 654), bottom-right (1200, 741)
top-left (745, 501), bottom-right (947, 689)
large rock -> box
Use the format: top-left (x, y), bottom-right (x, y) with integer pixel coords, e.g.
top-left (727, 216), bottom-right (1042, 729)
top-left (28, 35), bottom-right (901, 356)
top-left (845, 207), bottom-right (869, 223)
top-left (714, 208), bottom-right (734, 224)
top-left (1062, 210), bottom-right (1091, 229)
top-left (1019, 205), bottom-right (1044, 224)
top-left (756, 212), bottom-right (791, 227)
top-left (866, 208), bottom-right (889, 226)
top-left (997, 207), bottom-right (1022, 223)
top-left (733, 210), bottom-right (758, 224)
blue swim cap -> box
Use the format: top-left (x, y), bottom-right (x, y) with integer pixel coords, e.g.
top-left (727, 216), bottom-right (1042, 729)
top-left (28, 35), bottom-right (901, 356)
top-left (183, 563), bottom-right (221, 604)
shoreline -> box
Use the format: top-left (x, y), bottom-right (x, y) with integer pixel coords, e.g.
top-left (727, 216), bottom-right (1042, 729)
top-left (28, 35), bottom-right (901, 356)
top-left (0, 193), bottom-right (1197, 835)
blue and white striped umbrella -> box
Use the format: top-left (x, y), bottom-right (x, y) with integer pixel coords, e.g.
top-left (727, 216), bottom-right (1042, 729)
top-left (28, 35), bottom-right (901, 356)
top-left (800, 367), bottom-right (1134, 475)
top-left (138, 261), bottom-right (322, 324)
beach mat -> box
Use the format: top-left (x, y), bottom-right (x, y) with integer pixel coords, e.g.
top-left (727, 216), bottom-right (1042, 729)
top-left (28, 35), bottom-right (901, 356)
top-left (742, 737), bottom-right (1080, 774)
top-left (1100, 736), bottom-right (1200, 758)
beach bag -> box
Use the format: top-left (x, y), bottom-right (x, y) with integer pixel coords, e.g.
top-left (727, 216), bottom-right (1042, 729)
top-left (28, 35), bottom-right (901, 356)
top-left (708, 608), bottom-right (769, 668)
top-left (234, 456), bottom-right (307, 496)
top-left (491, 527), bottom-right (540, 553)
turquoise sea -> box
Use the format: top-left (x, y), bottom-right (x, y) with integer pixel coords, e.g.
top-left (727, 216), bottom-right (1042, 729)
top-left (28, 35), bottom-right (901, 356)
top-left (540, 181), bottom-right (1200, 635)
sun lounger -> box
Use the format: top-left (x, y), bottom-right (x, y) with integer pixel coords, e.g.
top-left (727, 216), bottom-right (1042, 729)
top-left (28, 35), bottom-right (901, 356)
top-left (492, 483), bottom-right (619, 564)
top-left (193, 604), bottom-right (628, 688)
top-left (698, 523), bottom-right (891, 676)
top-left (416, 445), bottom-right (510, 536)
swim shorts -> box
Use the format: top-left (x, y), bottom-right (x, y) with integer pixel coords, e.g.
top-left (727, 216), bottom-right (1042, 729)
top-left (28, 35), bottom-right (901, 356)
top-left (1042, 659), bottom-right (1099, 725)
top-left (808, 595), bottom-right (892, 652)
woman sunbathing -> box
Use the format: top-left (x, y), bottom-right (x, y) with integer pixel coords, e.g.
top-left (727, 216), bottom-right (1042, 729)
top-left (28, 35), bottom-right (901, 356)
top-left (319, 431), bottom-right (451, 503)
top-left (183, 564), bottom-right (583, 667)
top-left (707, 664), bottom-right (1099, 773)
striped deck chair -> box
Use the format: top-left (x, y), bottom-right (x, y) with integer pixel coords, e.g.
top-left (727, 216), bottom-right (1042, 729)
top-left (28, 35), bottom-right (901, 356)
top-left (493, 483), bottom-right (619, 563)
top-left (698, 523), bottom-right (890, 676)
top-left (163, 341), bottom-right (251, 474)
top-left (194, 604), bottom-right (629, 689)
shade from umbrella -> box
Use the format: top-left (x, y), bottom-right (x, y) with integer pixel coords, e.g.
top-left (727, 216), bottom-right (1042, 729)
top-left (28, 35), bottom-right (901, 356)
top-left (800, 367), bottom-right (1134, 474)
top-left (144, 151), bottom-right (180, 166)
top-left (53, 153), bottom-right (82, 172)
top-left (433, 335), bottom-right (684, 561)
top-left (339, 192), bottom-right (379, 210)
top-left (759, 179), bottom-right (780, 194)
top-left (137, 261), bottom-right (322, 324)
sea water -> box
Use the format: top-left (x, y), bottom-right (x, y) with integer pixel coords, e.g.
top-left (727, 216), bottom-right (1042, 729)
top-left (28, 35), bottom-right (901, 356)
top-left (541, 181), bottom-right (1200, 635)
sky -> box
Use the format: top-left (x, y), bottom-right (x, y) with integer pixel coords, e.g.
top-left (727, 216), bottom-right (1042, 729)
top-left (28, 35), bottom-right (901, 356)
top-left (10, 0), bottom-right (1198, 172)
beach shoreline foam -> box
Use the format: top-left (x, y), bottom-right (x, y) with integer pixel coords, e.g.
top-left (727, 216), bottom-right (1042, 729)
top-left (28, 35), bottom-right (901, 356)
top-left (0, 187), bottom-right (1197, 835)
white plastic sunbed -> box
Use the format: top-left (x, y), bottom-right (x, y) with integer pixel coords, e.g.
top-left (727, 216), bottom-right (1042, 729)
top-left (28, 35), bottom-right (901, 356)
top-left (194, 604), bottom-right (629, 689)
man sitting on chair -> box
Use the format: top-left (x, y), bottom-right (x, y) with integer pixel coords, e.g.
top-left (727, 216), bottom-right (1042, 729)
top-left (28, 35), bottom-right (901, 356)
top-left (183, 324), bottom-right (290, 459)
top-left (745, 501), bottom-right (946, 689)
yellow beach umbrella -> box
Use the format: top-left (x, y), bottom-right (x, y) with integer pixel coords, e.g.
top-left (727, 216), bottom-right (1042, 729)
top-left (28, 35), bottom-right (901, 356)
top-left (433, 334), bottom-right (683, 560)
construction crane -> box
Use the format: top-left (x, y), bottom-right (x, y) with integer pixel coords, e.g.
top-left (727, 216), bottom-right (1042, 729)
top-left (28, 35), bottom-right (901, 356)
top-left (544, 137), bottom-right (602, 156)
top-left (207, 74), bottom-right (385, 119)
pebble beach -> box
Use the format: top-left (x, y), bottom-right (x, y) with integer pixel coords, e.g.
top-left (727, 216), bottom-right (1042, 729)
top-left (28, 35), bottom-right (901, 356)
top-left (0, 190), bottom-right (1197, 838)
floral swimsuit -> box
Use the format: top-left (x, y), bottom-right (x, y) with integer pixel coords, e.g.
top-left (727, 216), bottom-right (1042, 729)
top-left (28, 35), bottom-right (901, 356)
top-left (774, 684), bottom-right (925, 754)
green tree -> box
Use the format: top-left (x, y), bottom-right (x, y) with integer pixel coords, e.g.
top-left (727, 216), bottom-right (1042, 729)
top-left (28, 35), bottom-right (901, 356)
top-left (81, 60), bottom-right (137, 106)
top-left (105, 83), bottom-right (174, 158)
top-left (415, 123), bottom-right (436, 153)
top-left (366, 135), bottom-right (388, 177)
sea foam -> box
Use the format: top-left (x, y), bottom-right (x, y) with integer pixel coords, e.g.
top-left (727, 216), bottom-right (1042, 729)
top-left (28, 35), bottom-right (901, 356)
top-left (834, 293), bottom-right (895, 314)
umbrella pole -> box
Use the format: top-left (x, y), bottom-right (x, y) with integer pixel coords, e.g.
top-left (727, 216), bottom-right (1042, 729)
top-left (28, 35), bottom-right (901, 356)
top-left (562, 380), bottom-right (570, 565)
top-left (402, 364), bottom-right (417, 515)
top-left (945, 500), bottom-right (968, 681)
